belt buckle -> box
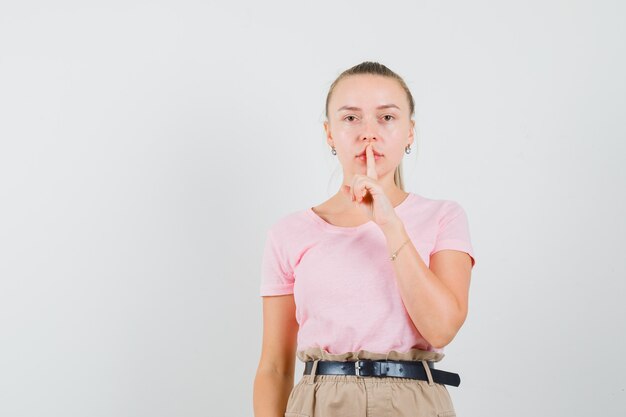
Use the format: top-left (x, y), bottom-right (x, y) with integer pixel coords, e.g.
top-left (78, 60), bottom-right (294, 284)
top-left (354, 360), bottom-right (362, 377)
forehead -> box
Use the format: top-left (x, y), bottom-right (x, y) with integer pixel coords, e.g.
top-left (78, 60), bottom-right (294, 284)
top-left (330, 74), bottom-right (406, 110)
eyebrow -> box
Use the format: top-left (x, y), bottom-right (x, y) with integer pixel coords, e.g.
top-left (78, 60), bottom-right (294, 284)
top-left (336, 104), bottom-right (401, 112)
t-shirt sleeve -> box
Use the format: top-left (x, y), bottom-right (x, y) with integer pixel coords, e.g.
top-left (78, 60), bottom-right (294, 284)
top-left (431, 201), bottom-right (476, 268)
top-left (259, 228), bottom-right (295, 296)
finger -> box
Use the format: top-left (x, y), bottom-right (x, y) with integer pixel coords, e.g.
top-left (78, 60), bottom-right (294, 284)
top-left (342, 184), bottom-right (355, 201)
top-left (351, 176), bottom-right (361, 202)
top-left (355, 178), bottom-right (380, 203)
top-left (366, 143), bottom-right (378, 180)
top-left (353, 178), bottom-right (369, 203)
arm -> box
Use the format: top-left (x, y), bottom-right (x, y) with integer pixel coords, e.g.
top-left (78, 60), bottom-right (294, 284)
top-left (381, 219), bottom-right (472, 349)
top-left (253, 294), bottom-right (299, 417)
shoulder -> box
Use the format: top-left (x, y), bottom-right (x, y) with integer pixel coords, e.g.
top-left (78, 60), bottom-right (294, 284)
top-left (410, 192), bottom-right (466, 220)
top-left (265, 207), bottom-right (314, 240)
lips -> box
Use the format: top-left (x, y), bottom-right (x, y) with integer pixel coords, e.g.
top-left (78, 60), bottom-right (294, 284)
top-left (356, 151), bottom-right (383, 158)
top-left (355, 148), bottom-right (384, 158)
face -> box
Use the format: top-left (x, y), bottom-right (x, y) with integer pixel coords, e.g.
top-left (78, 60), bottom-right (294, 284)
top-left (324, 74), bottom-right (414, 179)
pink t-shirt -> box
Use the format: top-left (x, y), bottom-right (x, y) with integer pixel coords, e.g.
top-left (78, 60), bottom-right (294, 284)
top-left (259, 191), bottom-right (475, 356)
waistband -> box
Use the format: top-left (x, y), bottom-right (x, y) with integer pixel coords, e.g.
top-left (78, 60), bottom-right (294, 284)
top-left (303, 359), bottom-right (460, 387)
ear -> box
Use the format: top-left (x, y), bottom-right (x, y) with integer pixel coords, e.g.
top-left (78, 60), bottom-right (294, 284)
top-left (323, 121), bottom-right (333, 147)
top-left (408, 119), bottom-right (415, 146)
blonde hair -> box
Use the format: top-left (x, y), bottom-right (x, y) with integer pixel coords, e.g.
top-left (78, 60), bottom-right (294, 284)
top-left (325, 61), bottom-right (415, 190)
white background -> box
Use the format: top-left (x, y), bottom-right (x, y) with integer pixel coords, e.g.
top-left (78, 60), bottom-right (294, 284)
top-left (1, 1), bottom-right (625, 416)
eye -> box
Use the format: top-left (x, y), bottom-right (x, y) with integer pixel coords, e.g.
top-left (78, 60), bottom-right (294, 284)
top-left (382, 115), bottom-right (395, 121)
top-left (344, 115), bottom-right (358, 122)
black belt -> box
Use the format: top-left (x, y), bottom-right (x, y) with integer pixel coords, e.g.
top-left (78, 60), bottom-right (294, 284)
top-left (304, 360), bottom-right (460, 387)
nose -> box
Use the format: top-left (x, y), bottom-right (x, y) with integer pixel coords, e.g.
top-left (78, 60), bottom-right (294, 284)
top-left (360, 118), bottom-right (379, 142)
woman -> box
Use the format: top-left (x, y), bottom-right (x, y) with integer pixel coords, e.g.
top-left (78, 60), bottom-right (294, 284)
top-left (253, 61), bottom-right (475, 417)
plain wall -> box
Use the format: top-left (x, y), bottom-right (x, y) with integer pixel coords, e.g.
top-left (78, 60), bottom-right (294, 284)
top-left (1, 1), bottom-right (624, 416)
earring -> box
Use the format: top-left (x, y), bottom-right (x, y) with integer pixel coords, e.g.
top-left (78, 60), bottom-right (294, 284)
top-left (405, 144), bottom-right (411, 154)
top-left (331, 146), bottom-right (337, 155)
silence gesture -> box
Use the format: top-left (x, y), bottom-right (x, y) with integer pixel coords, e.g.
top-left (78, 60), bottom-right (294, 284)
top-left (340, 143), bottom-right (399, 229)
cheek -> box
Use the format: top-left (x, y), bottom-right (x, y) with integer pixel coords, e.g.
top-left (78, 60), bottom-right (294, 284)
top-left (384, 124), bottom-right (405, 135)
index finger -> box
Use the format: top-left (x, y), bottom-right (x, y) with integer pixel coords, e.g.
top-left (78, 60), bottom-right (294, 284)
top-left (365, 143), bottom-right (378, 180)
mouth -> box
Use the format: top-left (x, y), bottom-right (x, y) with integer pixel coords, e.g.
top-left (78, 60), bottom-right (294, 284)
top-left (355, 149), bottom-right (384, 158)
top-left (355, 150), bottom-right (384, 160)
top-left (355, 151), bottom-right (383, 162)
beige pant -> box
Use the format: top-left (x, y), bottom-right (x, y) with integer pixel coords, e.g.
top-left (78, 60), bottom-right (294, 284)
top-left (285, 347), bottom-right (457, 417)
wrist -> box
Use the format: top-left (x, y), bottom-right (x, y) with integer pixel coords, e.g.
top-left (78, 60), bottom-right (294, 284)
top-left (380, 215), bottom-right (406, 237)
